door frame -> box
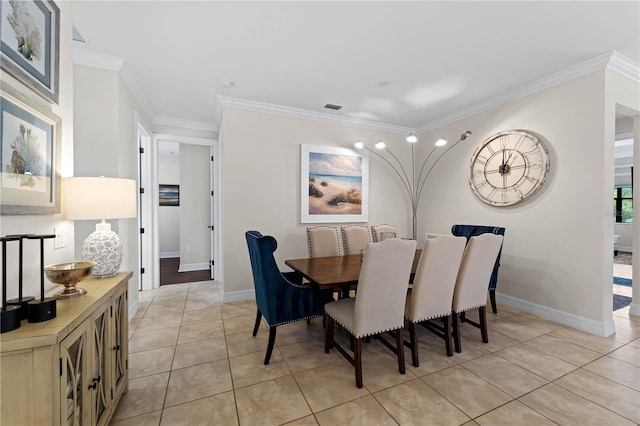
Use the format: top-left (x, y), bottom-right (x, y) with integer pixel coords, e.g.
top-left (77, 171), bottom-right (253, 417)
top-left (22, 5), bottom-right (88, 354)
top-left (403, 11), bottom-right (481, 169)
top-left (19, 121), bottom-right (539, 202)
top-left (148, 134), bottom-right (218, 288)
top-left (136, 113), bottom-right (154, 291)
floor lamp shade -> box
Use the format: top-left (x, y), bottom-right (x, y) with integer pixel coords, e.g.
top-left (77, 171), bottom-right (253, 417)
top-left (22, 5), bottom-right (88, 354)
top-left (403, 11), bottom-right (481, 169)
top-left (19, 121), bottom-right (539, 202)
top-left (66, 177), bottom-right (137, 277)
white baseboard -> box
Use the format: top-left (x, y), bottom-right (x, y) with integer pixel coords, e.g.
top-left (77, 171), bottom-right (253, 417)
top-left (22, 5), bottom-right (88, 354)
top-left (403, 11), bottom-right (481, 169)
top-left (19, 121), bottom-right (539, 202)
top-left (629, 302), bottom-right (640, 317)
top-left (496, 293), bottom-right (616, 337)
top-left (178, 262), bottom-right (209, 272)
top-left (222, 288), bottom-right (255, 303)
top-left (128, 300), bottom-right (139, 322)
top-left (160, 251), bottom-right (180, 259)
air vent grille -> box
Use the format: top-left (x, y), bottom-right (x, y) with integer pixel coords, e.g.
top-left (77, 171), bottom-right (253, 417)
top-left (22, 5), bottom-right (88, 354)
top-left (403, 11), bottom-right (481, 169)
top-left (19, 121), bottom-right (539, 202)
top-left (72, 25), bottom-right (87, 43)
top-left (324, 104), bottom-right (342, 111)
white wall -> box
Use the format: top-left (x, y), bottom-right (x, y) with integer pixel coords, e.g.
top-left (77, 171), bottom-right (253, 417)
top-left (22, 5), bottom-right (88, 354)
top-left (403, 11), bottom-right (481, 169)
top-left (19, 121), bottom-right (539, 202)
top-left (73, 64), bottom-right (151, 310)
top-left (0, 1), bottom-right (75, 299)
top-left (158, 151), bottom-right (180, 256)
top-left (219, 108), bottom-right (416, 297)
top-left (417, 69), bottom-right (639, 334)
top-left (179, 144), bottom-right (211, 270)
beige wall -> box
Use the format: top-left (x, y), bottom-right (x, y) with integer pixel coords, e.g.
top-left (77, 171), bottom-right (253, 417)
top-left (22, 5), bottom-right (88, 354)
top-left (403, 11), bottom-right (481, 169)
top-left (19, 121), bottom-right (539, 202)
top-left (219, 108), bottom-right (417, 297)
top-left (417, 69), bottom-right (639, 333)
top-left (0, 1), bottom-right (76, 299)
top-left (73, 64), bottom-right (151, 308)
top-left (218, 68), bottom-right (639, 335)
top-left (179, 144), bottom-right (211, 269)
top-left (158, 152), bottom-right (180, 255)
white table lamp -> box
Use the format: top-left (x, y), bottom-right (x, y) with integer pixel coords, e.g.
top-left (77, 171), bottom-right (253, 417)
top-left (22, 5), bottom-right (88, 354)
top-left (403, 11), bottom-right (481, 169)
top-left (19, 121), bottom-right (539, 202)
top-left (65, 177), bottom-right (136, 278)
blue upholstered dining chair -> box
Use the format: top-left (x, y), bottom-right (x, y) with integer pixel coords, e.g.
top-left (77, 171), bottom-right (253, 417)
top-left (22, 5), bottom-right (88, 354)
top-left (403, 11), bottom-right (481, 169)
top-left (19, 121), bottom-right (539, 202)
top-left (451, 224), bottom-right (505, 313)
top-left (245, 230), bottom-right (327, 365)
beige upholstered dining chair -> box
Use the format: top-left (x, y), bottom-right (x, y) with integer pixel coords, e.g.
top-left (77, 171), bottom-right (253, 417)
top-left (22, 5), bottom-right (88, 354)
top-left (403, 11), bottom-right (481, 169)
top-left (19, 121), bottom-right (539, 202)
top-left (340, 225), bottom-right (371, 255)
top-left (306, 226), bottom-right (341, 257)
top-left (405, 235), bottom-right (466, 365)
top-left (451, 233), bottom-right (504, 353)
top-left (324, 238), bottom-right (417, 388)
top-left (371, 224), bottom-right (397, 242)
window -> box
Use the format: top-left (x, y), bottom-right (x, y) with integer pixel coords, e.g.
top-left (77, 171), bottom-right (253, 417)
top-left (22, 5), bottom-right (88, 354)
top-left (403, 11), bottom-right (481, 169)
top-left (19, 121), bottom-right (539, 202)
top-left (614, 186), bottom-right (633, 223)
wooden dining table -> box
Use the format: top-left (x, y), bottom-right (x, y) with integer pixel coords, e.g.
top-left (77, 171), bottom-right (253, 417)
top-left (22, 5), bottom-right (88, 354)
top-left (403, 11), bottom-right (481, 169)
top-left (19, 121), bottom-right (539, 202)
top-left (284, 250), bottom-right (422, 292)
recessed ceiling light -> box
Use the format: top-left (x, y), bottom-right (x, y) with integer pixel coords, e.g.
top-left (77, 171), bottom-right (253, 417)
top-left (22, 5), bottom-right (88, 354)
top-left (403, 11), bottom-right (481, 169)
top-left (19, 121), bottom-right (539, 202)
top-left (221, 81), bottom-right (235, 88)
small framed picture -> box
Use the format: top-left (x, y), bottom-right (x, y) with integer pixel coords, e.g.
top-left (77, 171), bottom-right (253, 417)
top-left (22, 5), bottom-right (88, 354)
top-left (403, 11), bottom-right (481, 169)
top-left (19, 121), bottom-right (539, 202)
top-left (1, 81), bottom-right (61, 214)
top-left (159, 184), bottom-right (180, 206)
top-left (301, 144), bottom-right (369, 223)
top-left (0, 0), bottom-right (60, 104)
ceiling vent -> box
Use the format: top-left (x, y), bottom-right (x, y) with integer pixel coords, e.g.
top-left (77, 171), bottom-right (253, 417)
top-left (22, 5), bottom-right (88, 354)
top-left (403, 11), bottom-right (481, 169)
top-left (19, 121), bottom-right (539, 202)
top-left (324, 103), bottom-right (342, 111)
top-left (72, 25), bottom-right (87, 43)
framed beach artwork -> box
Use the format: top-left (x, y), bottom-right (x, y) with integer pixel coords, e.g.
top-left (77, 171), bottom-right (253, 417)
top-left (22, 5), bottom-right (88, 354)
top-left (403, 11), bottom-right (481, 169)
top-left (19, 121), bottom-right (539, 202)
top-left (159, 184), bottom-right (180, 206)
top-left (0, 0), bottom-right (60, 104)
top-left (0, 81), bottom-right (61, 214)
top-left (301, 144), bottom-right (369, 223)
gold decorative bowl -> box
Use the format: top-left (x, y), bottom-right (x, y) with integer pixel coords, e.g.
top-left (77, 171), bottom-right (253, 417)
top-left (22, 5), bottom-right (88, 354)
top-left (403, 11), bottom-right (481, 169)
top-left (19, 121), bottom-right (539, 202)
top-left (45, 261), bottom-right (95, 299)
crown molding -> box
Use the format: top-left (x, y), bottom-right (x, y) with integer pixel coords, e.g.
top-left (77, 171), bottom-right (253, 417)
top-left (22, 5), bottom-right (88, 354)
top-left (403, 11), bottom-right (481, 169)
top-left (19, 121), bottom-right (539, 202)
top-left (608, 50), bottom-right (640, 81)
top-left (153, 116), bottom-right (218, 132)
top-left (416, 51), bottom-right (640, 134)
top-left (73, 46), bottom-right (157, 127)
top-left (72, 47), bottom-right (124, 71)
top-left (217, 95), bottom-right (414, 135)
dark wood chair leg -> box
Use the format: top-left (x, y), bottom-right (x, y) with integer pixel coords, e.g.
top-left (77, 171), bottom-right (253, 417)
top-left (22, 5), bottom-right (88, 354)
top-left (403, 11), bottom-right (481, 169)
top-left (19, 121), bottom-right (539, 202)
top-left (479, 306), bottom-right (488, 343)
top-left (444, 314), bottom-right (453, 357)
top-left (453, 312), bottom-right (461, 353)
top-left (252, 309), bottom-right (262, 336)
top-left (409, 321), bottom-right (419, 367)
top-left (306, 318), bottom-right (311, 325)
top-left (490, 289), bottom-right (497, 313)
top-left (325, 316), bottom-right (334, 353)
top-left (354, 337), bottom-right (363, 388)
top-left (264, 327), bottom-right (277, 365)
top-left (395, 327), bottom-right (406, 374)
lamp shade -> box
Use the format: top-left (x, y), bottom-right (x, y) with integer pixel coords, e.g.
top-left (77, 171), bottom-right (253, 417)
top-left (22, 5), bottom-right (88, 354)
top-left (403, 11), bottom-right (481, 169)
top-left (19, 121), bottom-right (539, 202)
top-left (66, 177), bottom-right (137, 220)
top-left (65, 177), bottom-right (136, 278)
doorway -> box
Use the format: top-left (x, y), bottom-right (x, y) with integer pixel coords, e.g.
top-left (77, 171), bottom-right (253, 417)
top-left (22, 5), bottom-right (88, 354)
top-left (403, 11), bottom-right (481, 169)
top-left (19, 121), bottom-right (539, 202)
top-left (138, 134), bottom-right (218, 290)
top-left (613, 129), bottom-right (634, 311)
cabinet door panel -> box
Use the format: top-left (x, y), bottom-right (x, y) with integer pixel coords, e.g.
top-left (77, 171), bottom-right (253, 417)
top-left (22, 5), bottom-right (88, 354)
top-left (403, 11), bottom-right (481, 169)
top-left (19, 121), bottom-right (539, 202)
top-left (111, 289), bottom-right (128, 398)
top-left (60, 322), bottom-right (90, 426)
top-left (91, 303), bottom-right (110, 426)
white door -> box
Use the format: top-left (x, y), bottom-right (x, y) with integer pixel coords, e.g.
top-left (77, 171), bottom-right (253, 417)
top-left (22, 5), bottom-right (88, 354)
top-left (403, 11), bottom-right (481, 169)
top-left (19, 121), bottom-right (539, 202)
top-left (210, 147), bottom-right (215, 280)
top-left (137, 118), bottom-right (154, 290)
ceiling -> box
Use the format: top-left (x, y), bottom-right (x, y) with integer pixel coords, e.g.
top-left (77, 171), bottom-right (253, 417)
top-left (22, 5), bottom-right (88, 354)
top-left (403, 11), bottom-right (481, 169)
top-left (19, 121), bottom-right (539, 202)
top-left (72, 1), bottom-right (639, 132)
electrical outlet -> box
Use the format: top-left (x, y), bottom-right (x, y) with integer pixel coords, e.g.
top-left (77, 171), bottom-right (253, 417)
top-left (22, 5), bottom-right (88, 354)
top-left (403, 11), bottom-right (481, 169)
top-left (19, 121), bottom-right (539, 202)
top-left (54, 228), bottom-right (65, 249)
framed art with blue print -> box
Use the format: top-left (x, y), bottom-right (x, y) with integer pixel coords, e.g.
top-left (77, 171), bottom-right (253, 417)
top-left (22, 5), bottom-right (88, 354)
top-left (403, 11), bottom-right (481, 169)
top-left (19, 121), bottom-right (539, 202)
top-left (1, 81), bottom-right (61, 214)
top-left (0, 0), bottom-right (60, 104)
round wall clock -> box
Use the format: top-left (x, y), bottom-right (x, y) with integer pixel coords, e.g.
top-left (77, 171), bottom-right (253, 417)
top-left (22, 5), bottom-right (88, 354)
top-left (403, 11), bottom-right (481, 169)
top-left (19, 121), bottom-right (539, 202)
top-left (469, 130), bottom-right (550, 206)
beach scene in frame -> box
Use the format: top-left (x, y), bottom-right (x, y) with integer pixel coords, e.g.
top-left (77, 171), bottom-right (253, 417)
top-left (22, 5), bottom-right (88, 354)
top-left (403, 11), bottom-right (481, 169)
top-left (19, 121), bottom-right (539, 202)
top-left (301, 144), bottom-right (368, 223)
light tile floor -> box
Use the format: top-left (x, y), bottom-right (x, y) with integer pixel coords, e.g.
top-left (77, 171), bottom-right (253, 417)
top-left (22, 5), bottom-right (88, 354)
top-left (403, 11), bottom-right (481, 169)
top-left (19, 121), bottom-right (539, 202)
top-left (112, 281), bottom-right (639, 426)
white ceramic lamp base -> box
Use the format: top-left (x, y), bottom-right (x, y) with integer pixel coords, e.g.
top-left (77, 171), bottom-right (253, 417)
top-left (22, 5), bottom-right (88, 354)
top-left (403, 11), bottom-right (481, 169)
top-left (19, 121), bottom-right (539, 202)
top-left (82, 221), bottom-right (123, 278)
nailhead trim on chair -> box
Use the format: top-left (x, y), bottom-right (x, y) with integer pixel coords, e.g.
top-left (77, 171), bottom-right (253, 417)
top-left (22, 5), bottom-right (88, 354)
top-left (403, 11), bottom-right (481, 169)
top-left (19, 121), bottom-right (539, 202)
top-left (371, 224), bottom-right (397, 242)
top-left (306, 226), bottom-right (341, 257)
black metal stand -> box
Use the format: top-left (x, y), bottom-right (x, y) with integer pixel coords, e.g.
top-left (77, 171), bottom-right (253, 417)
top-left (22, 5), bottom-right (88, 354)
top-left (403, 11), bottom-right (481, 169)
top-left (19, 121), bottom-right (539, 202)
top-left (5, 234), bottom-right (35, 320)
top-left (26, 234), bottom-right (57, 323)
top-left (1, 236), bottom-right (22, 333)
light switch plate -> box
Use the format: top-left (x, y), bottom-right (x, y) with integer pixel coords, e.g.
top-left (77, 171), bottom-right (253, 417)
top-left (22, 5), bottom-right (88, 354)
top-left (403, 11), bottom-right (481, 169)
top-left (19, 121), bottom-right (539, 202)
top-left (54, 228), bottom-right (65, 249)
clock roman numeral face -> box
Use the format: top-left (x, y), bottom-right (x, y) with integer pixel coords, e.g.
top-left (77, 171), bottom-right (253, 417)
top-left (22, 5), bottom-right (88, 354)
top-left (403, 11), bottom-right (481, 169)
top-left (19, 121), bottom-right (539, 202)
top-left (469, 130), bottom-right (550, 206)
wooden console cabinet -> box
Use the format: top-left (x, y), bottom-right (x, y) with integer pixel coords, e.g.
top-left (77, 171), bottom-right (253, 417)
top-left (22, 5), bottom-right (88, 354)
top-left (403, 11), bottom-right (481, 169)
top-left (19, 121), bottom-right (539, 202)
top-left (1, 272), bottom-right (131, 426)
